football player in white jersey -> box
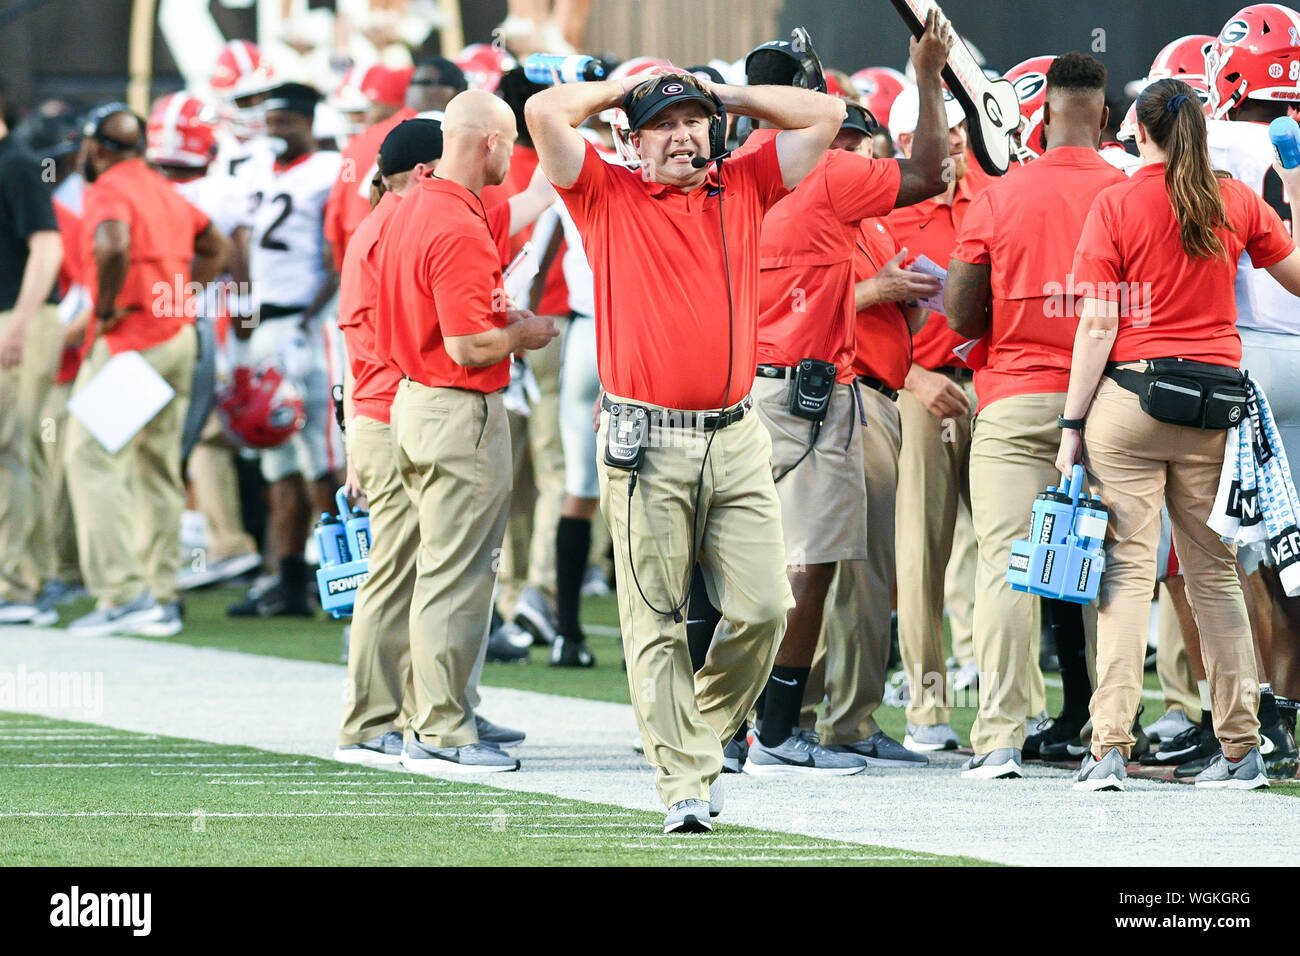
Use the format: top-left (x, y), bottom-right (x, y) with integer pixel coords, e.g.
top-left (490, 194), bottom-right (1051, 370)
top-left (228, 82), bottom-right (345, 618)
top-left (1204, 4), bottom-right (1300, 770)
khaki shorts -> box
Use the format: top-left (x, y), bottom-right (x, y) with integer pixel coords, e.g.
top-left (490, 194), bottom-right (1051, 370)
top-left (752, 376), bottom-right (868, 566)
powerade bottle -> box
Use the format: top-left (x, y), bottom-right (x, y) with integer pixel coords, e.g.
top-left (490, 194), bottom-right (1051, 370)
top-left (1073, 495), bottom-right (1109, 553)
top-left (1030, 485), bottom-right (1075, 548)
top-left (315, 513), bottom-right (350, 567)
top-left (523, 53), bottom-right (606, 85)
top-left (1269, 116), bottom-right (1300, 169)
top-left (334, 488), bottom-right (369, 561)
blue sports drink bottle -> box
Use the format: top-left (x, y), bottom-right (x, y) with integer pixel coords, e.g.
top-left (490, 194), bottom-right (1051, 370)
top-left (523, 53), bottom-right (606, 85)
top-left (1269, 116), bottom-right (1300, 169)
top-left (315, 512), bottom-right (350, 566)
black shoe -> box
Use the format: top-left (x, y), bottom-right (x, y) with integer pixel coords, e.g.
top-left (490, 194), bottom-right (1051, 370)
top-left (1130, 706), bottom-right (1151, 761)
top-left (1140, 723), bottom-right (1209, 766)
top-left (550, 635), bottom-right (595, 668)
top-left (486, 620), bottom-right (532, 663)
top-left (1030, 712), bottom-right (1089, 760)
top-left (226, 577), bottom-right (311, 618)
top-left (1174, 739), bottom-right (1224, 778)
top-left (1260, 719), bottom-right (1299, 779)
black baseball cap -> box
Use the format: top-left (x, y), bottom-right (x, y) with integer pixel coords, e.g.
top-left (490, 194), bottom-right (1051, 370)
top-left (412, 56), bottom-right (467, 92)
top-left (841, 102), bottom-right (879, 137)
top-left (262, 82), bottom-right (320, 119)
top-left (82, 101), bottom-right (144, 151)
top-left (378, 118), bottom-right (443, 176)
top-left (623, 75), bottom-right (719, 132)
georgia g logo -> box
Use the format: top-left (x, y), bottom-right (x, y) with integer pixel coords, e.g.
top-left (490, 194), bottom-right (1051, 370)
top-left (1221, 19), bottom-right (1250, 44)
top-left (1012, 73), bottom-right (1047, 105)
top-left (661, 82), bottom-right (685, 95)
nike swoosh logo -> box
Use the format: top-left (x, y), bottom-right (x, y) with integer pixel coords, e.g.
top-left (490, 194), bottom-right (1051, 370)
top-left (917, 220), bottom-right (931, 230)
top-left (1260, 736), bottom-right (1276, 755)
top-left (770, 751), bottom-right (814, 767)
top-left (770, 676), bottom-right (797, 686)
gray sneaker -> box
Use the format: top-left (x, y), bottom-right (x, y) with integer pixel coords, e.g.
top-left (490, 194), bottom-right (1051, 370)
top-left (475, 714), bottom-right (525, 749)
top-left (130, 601), bottom-right (183, 637)
top-left (0, 599), bottom-right (54, 626)
top-left (743, 729), bottom-right (867, 776)
top-left (333, 731), bottom-right (404, 768)
top-left (904, 723), bottom-right (961, 752)
top-left (1074, 746), bottom-right (1127, 791)
top-left (1144, 706), bottom-right (1196, 744)
top-left (513, 586), bottom-right (558, 646)
top-left (1194, 747), bottom-right (1270, 790)
top-left (400, 738), bottom-right (520, 775)
top-left (663, 799), bottom-right (712, 834)
top-left (833, 731), bottom-right (928, 767)
top-left (67, 593), bottom-right (164, 638)
top-left (961, 748), bottom-right (1023, 779)
top-left (722, 734), bottom-right (748, 773)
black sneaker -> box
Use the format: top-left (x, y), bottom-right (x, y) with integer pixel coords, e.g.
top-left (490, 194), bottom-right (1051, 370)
top-left (1029, 712), bottom-right (1089, 760)
top-left (550, 635), bottom-right (595, 668)
top-left (1130, 707), bottom-right (1151, 761)
top-left (1174, 739), bottom-right (1223, 778)
top-left (1139, 724), bottom-right (1209, 766)
top-left (486, 620), bottom-right (532, 663)
top-left (1260, 719), bottom-right (1299, 780)
top-left (226, 577), bottom-right (312, 618)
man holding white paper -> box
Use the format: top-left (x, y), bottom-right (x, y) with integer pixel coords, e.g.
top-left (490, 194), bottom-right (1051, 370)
top-left (65, 105), bottom-right (231, 638)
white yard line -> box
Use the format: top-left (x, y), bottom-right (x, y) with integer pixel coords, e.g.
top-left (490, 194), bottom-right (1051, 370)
top-left (2, 623), bottom-right (1296, 867)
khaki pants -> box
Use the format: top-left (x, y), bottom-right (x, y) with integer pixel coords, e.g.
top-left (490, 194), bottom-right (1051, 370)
top-left (186, 412), bottom-right (257, 564)
top-left (894, 375), bottom-right (976, 725)
top-left (805, 386), bottom-right (901, 743)
top-left (0, 305), bottom-right (63, 602)
top-left (598, 395), bottom-right (793, 808)
top-left (392, 380), bottom-right (511, 748)
top-left (1086, 378), bottom-right (1259, 760)
top-left (337, 414), bottom-right (418, 746)
top-left (40, 380), bottom-right (80, 583)
top-left (498, 326), bottom-right (566, 612)
top-left (969, 392), bottom-right (1089, 753)
top-left (65, 327), bottom-right (196, 608)
top-left (1157, 580), bottom-right (1201, 720)
top-left (947, 506), bottom-right (977, 666)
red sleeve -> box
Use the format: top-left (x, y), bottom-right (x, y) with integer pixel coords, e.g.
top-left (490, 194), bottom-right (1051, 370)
top-left (825, 151), bottom-right (902, 223)
top-left (952, 189), bottom-right (995, 266)
top-left (485, 202), bottom-right (512, 267)
top-left (1239, 182), bottom-right (1295, 268)
top-left (1071, 196), bottom-right (1124, 300)
top-left (425, 233), bottom-right (503, 338)
top-left (555, 140), bottom-right (612, 229)
top-left (324, 177), bottom-right (348, 273)
top-left (734, 135), bottom-right (790, 212)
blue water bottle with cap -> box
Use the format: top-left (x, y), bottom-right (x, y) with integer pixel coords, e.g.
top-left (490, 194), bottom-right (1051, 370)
top-left (1269, 116), bottom-right (1300, 169)
top-left (523, 53), bottom-right (606, 85)
top-left (1073, 495), bottom-right (1109, 553)
top-left (315, 511), bottom-right (350, 566)
top-left (336, 488), bottom-right (371, 562)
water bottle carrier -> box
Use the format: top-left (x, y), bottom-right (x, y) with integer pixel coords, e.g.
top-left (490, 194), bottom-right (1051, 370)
top-left (315, 487), bottom-right (372, 619)
top-left (1005, 464), bottom-right (1107, 604)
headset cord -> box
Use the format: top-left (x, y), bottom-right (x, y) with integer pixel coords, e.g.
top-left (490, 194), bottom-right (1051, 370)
top-left (625, 157), bottom-right (735, 624)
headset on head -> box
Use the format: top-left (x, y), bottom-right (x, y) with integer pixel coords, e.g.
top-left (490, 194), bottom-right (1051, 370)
top-left (621, 78), bottom-right (729, 166)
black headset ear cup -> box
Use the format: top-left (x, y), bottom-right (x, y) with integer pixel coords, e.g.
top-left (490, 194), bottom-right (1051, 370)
top-left (709, 92), bottom-right (727, 157)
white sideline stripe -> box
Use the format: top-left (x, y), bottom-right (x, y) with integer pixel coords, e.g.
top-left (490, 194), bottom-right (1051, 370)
top-left (5, 762), bottom-right (309, 768)
top-left (270, 790), bottom-right (573, 800)
top-left (206, 779), bottom-right (443, 787)
top-left (585, 624), bottom-right (620, 637)
top-left (0, 734), bottom-right (160, 740)
top-left (8, 751), bottom-right (231, 757)
top-left (471, 822), bottom-right (650, 829)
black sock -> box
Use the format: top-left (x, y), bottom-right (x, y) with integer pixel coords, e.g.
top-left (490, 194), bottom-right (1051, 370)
top-left (1044, 599), bottom-right (1090, 722)
top-left (1200, 706), bottom-right (1214, 732)
top-left (732, 721), bottom-right (748, 744)
top-left (1258, 687), bottom-right (1280, 728)
top-left (554, 516), bottom-right (591, 642)
top-left (279, 555), bottom-right (310, 609)
top-left (758, 666), bottom-right (810, 747)
top-left (686, 564), bottom-right (721, 673)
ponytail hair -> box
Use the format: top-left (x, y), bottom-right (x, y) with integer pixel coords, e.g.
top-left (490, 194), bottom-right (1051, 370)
top-left (1135, 78), bottom-right (1232, 260)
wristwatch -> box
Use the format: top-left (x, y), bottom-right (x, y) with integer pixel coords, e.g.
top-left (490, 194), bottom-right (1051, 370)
top-left (1057, 415), bottom-right (1086, 430)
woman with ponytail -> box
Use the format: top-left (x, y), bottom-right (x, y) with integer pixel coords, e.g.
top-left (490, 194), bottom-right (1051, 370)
top-left (1055, 78), bottom-right (1300, 792)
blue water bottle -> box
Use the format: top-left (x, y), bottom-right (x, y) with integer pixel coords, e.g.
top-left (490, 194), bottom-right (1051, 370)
top-left (334, 488), bottom-right (370, 561)
top-left (1269, 116), bottom-right (1300, 169)
top-left (315, 512), bottom-right (350, 566)
top-left (1030, 484), bottom-right (1075, 548)
top-left (523, 53), bottom-right (606, 85)
top-left (1073, 495), bottom-right (1109, 553)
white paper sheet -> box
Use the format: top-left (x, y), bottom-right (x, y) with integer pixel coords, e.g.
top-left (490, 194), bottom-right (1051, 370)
top-left (67, 350), bottom-right (176, 454)
top-left (910, 254), bottom-right (948, 315)
top-left (503, 241), bottom-right (539, 308)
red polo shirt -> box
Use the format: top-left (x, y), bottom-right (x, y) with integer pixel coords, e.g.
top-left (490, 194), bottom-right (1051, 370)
top-left (373, 176), bottom-right (510, 392)
top-left (852, 218), bottom-right (912, 391)
top-left (81, 158), bottom-right (209, 355)
top-left (481, 143), bottom-right (569, 316)
top-left (339, 191), bottom-right (401, 423)
top-left (556, 138), bottom-right (788, 409)
top-left (953, 147), bottom-right (1127, 411)
top-left (324, 106), bottom-right (415, 272)
top-left (886, 162), bottom-right (987, 370)
top-left (741, 129), bottom-right (901, 382)
top-left (1073, 164), bottom-right (1294, 366)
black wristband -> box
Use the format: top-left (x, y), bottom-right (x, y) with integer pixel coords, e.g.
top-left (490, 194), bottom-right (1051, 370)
top-left (1058, 415), bottom-right (1086, 430)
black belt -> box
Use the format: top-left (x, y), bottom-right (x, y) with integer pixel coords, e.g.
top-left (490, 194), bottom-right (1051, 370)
top-left (756, 364), bottom-right (795, 380)
top-left (856, 375), bottom-right (899, 402)
top-left (601, 394), bottom-right (751, 431)
top-left (937, 366), bottom-right (974, 381)
top-left (258, 303), bottom-right (308, 320)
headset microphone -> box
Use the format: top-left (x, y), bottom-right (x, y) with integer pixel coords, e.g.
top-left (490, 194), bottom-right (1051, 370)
top-left (691, 150), bottom-right (731, 168)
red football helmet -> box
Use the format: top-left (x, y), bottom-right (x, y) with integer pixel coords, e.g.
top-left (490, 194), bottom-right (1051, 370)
top-left (850, 67), bottom-right (910, 129)
top-left (210, 40), bottom-right (276, 139)
top-left (1207, 4), bottom-right (1300, 118)
top-left (1005, 56), bottom-right (1055, 163)
top-left (218, 365), bottom-right (305, 449)
top-left (455, 43), bottom-right (517, 93)
top-left (146, 93), bottom-right (220, 169)
top-left (1147, 34), bottom-right (1215, 82)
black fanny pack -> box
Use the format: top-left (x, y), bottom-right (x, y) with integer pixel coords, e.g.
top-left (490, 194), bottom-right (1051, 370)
top-left (1105, 359), bottom-right (1248, 430)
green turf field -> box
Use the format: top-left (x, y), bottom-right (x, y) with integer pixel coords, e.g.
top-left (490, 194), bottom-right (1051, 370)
top-left (0, 712), bottom-right (992, 866)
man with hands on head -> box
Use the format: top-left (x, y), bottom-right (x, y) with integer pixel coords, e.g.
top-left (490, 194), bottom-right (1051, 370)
top-left (526, 42), bottom-right (844, 832)
top-left (374, 90), bottom-right (557, 776)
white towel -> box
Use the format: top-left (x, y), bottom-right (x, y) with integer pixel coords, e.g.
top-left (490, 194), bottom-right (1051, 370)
top-left (1209, 377), bottom-right (1300, 596)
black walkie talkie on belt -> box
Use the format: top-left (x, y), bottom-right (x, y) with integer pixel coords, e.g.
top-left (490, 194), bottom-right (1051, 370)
top-left (604, 403), bottom-right (649, 470)
top-left (788, 358), bottom-right (836, 422)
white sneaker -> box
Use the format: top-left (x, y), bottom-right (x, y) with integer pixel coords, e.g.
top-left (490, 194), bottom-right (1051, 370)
top-left (130, 601), bottom-right (183, 637)
top-left (1143, 707), bottom-right (1195, 744)
top-left (961, 748), bottom-right (1024, 779)
top-left (904, 723), bottom-right (961, 752)
top-left (67, 593), bottom-right (165, 638)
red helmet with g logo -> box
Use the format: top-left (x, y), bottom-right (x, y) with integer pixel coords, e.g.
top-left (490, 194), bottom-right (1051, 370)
top-left (146, 93), bottom-right (220, 169)
top-left (1207, 4), bottom-right (1300, 118)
